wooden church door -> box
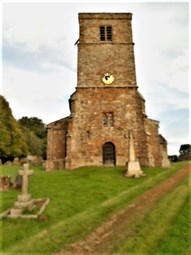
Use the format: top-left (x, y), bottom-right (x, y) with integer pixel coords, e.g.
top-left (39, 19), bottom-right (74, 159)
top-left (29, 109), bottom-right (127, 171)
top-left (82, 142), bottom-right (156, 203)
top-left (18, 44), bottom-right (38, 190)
top-left (102, 142), bottom-right (116, 166)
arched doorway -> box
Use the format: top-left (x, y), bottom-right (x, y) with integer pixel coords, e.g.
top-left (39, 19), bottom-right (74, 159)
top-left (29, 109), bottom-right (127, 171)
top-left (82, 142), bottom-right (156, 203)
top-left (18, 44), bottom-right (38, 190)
top-left (102, 142), bottom-right (116, 166)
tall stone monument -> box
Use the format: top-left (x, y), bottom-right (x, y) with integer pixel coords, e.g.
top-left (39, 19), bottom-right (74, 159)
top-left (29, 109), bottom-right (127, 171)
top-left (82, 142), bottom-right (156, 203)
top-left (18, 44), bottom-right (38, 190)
top-left (125, 130), bottom-right (145, 178)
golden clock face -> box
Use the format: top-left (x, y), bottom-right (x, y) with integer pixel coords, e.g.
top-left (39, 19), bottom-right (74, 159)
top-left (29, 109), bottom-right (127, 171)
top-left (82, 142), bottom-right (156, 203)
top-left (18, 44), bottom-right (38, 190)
top-left (102, 73), bottom-right (114, 85)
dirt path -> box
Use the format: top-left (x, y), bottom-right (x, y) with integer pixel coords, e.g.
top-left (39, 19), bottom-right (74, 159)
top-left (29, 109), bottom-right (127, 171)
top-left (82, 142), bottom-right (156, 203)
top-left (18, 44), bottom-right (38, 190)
top-left (57, 164), bottom-right (190, 255)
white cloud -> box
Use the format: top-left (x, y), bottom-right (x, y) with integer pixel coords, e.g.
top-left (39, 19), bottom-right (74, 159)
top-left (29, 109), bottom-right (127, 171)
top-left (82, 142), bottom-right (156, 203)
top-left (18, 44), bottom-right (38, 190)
top-left (3, 3), bottom-right (78, 51)
top-left (3, 66), bottom-right (76, 123)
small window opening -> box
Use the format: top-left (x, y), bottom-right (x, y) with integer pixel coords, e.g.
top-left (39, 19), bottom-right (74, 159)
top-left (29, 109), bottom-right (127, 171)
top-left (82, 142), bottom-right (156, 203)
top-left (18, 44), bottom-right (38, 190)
top-left (100, 26), bottom-right (112, 41)
top-left (87, 131), bottom-right (90, 139)
top-left (100, 26), bottom-right (105, 41)
top-left (103, 113), bottom-right (108, 127)
top-left (103, 112), bottom-right (114, 127)
top-left (108, 112), bottom-right (114, 127)
top-left (107, 26), bottom-right (112, 41)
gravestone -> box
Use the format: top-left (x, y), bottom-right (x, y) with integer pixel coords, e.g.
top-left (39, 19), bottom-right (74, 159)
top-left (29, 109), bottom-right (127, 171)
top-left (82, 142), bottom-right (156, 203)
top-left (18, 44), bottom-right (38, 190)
top-left (2, 176), bottom-right (11, 191)
top-left (10, 164), bottom-right (34, 217)
top-left (14, 173), bottom-right (22, 189)
top-left (0, 176), bottom-right (12, 191)
top-left (125, 130), bottom-right (145, 178)
top-left (13, 157), bottom-right (20, 166)
top-left (5, 161), bottom-right (12, 166)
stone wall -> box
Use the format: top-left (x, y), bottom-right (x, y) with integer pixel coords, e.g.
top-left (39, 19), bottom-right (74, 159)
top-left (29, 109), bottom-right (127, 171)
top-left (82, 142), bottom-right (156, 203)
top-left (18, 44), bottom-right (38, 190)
top-left (65, 87), bottom-right (152, 169)
top-left (46, 118), bottom-right (69, 170)
top-left (145, 118), bottom-right (161, 166)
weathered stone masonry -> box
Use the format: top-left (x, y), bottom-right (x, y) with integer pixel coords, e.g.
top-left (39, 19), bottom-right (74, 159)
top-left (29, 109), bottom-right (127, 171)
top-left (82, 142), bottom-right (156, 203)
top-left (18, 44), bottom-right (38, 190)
top-left (46, 13), bottom-right (170, 170)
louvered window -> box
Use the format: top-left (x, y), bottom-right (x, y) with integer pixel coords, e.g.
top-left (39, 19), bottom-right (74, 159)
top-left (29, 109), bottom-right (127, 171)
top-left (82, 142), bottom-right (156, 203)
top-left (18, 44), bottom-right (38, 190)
top-left (107, 26), bottom-right (112, 41)
top-left (100, 26), bottom-right (105, 41)
top-left (100, 26), bottom-right (112, 41)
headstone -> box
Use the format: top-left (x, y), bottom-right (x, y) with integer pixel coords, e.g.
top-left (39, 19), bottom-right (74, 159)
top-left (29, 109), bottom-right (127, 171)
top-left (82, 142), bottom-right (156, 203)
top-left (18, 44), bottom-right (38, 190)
top-left (125, 130), bottom-right (145, 178)
top-left (14, 173), bottom-right (22, 189)
top-left (0, 176), bottom-right (12, 191)
top-left (13, 157), bottom-right (20, 166)
top-left (10, 164), bottom-right (34, 217)
top-left (27, 155), bottom-right (43, 166)
top-left (5, 161), bottom-right (12, 166)
top-left (2, 176), bottom-right (11, 191)
top-left (19, 157), bottom-right (28, 165)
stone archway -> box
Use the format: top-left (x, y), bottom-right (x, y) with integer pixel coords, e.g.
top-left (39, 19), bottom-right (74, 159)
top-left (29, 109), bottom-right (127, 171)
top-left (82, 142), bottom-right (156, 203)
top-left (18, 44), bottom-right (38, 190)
top-left (102, 142), bottom-right (116, 166)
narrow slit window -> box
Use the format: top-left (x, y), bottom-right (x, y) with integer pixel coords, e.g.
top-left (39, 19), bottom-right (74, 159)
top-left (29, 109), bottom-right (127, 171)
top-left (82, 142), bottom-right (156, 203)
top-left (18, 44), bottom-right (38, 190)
top-left (103, 113), bottom-right (108, 126)
top-left (103, 112), bottom-right (114, 127)
top-left (109, 112), bottom-right (114, 127)
top-left (100, 26), bottom-right (105, 41)
top-left (107, 26), bottom-right (112, 41)
top-left (87, 131), bottom-right (90, 139)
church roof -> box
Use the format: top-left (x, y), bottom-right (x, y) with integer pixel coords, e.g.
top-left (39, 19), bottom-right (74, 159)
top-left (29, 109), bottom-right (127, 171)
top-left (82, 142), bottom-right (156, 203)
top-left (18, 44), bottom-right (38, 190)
top-left (159, 134), bottom-right (167, 144)
top-left (46, 117), bottom-right (69, 128)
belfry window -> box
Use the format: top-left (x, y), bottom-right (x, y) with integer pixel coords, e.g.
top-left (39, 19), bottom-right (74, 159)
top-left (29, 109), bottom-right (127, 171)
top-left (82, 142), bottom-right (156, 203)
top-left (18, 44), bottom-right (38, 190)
top-left (100, 26), bottom-right (105, 41)
top-left (107, 26), bottom-right (112, 41)
top-left (100, 26), bottom-right (112, 41)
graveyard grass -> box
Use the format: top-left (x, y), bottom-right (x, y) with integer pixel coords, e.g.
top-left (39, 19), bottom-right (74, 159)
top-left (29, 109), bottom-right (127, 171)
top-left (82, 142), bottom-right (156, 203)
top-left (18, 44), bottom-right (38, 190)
top-left (0, 162), bottom-right (190, 255)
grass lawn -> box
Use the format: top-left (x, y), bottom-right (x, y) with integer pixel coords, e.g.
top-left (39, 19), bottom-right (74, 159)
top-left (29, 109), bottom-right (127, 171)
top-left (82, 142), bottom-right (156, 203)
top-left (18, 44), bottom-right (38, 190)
top-left (0, 162), bottom-right (189, 254)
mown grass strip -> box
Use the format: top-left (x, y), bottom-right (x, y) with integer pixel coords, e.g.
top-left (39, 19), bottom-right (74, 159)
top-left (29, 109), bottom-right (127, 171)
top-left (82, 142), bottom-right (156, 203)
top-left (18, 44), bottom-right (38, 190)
top-left (153, 174), bottom-right (190, 255)
top-left (112, 178), bottom-right (189, 255)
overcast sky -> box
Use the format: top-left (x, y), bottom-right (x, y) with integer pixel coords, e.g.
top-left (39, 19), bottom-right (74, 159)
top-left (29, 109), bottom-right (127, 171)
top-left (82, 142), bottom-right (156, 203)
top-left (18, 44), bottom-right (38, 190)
top-left (1, 1), bottom-right (189, 155)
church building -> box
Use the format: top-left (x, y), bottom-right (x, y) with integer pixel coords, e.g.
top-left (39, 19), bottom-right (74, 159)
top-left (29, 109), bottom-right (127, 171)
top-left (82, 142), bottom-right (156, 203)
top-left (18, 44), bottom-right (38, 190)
top-left (46, 13), bottom-right (170, 170)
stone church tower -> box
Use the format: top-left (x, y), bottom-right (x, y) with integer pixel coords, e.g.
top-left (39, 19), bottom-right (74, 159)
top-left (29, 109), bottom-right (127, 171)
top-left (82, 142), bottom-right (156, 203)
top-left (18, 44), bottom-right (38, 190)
top-left (46, 13), bottom-right (170, 170)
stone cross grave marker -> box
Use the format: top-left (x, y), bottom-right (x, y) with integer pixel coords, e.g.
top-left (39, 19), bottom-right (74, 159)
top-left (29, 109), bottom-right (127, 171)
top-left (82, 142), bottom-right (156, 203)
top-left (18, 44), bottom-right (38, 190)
top-left (10, 163), bottom-right (34, 217)
top-left (19, 163), bottom-right (33, 196)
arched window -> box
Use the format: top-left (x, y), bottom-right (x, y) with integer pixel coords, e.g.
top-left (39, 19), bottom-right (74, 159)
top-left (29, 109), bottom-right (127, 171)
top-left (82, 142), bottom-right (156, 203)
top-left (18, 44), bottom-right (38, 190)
top-left (102, 142), bottom-right (116, 166)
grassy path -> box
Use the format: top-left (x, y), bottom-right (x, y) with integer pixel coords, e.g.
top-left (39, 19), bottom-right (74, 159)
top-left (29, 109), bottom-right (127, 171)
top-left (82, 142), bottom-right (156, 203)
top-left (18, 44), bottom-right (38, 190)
top-left (58, 164), bottom-right (190, 255)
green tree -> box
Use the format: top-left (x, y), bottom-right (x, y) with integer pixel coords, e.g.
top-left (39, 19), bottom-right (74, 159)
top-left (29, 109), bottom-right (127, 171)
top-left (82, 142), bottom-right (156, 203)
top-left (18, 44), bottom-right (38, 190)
top-left (18, 117), bottom-right (46, 138)
top-left (20, 126), bottom-right (43, 156)
top-left (179, 144), bottom-right (191, 161)
top-left (179, 144), bottom-right (191, 154)
top-left (18, 116), bottom-right (47, 158)
top-left (0, 95), bottom-right (28, 158)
